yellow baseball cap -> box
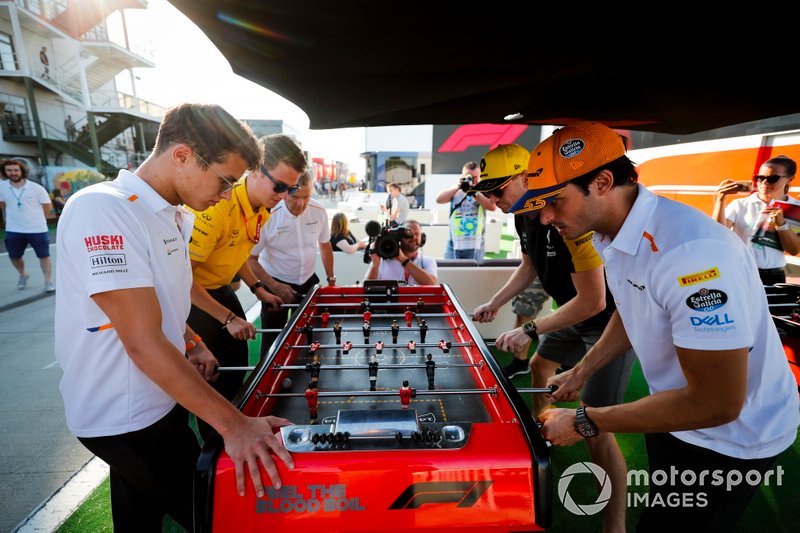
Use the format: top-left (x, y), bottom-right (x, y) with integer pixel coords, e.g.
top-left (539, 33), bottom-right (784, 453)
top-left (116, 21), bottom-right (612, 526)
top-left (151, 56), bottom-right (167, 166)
top-left (510, 122), bottom-right (626, 214)
top-left (468, 144), bottom-right (530, 194)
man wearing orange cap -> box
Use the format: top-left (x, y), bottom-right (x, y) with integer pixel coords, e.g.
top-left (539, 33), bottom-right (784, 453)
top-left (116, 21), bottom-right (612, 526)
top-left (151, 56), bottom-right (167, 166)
top-left (471, 142), bottom-right (633, 532)
top-left (531, 122), bottom-right (799, 530)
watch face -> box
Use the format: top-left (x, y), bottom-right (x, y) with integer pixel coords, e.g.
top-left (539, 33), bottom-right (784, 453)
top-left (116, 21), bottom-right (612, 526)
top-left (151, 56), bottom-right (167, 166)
top-left (577, 422), bottom-right (598, 438)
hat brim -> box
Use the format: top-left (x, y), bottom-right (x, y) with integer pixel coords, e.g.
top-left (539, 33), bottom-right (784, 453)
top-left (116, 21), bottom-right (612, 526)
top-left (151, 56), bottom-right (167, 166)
top-left (510, 183), bottom-right (568, 214)
top-left (467, 176), bottom-right (513, 194)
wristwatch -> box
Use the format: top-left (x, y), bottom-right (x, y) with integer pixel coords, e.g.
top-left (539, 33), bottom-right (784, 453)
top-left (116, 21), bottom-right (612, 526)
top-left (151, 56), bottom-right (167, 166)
top-left (249, 280), bottom-right (266, 293)
top-left (327, 276), bottom-right (336, 282)
top-left (574, 407), bottom-right (599, 438)
top-left (522, 320), bottom-right (539, 342)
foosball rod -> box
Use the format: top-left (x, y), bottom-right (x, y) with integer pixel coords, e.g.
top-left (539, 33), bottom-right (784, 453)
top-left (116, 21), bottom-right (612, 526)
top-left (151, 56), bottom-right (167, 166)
top-left (302, 301), bottom-right (447, 309)
top-left (258, 387), bottom-right (498, 398)
top-left (314, 292), bottom-right (445, 298)
top-left (216, 362), bottom-right (483, 372)
top-left (294, 312), bottom-right (457, 318)
top-left (255, 325), bottom-right (459, 333)
top-left (287, 341), bottom-right (472, 349)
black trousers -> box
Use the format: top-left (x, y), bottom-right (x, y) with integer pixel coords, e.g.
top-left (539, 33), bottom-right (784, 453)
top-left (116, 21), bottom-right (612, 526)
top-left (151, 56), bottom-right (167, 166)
top-left (758, 267), bottom-right (786, 286)
top-left (187, 285), bottom-right (248, 438)
top-left (636, 432), bottom-right (780, 533)
top-left (78, 405), bottom-right (199, 532)
top-left (260, 274), bottom-right (320, 358)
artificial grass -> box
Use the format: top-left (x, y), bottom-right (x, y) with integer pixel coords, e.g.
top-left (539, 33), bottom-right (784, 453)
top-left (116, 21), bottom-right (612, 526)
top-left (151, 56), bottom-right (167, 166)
top-left (58, 328), bottom-right (799, 532)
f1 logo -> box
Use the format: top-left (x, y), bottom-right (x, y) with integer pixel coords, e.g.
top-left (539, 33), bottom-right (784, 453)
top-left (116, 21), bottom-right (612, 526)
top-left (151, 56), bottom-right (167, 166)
top-left (438, 125), bottom-right (528, 152)
top-left (389, 480), bottom-right (493, 509)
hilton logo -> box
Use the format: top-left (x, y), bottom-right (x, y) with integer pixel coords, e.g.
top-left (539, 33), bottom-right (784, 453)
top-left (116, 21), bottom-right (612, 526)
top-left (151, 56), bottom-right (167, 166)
top-left (90, 254), bottom-right (127, 268)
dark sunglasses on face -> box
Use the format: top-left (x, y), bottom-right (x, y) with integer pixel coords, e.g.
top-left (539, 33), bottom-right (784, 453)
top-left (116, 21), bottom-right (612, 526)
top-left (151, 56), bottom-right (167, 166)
top-left (755, 174), bottom-right (790, 184)
top-left (262, 165), bottom-right (300, 194)
top-left (487, 187), bottom-right (505, 199)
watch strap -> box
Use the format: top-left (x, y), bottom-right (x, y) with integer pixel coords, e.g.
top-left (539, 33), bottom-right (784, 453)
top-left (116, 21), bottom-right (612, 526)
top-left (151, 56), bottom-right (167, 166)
top-left (250, 280), bottom-right (266, 293)
top-left (575, 406), bottom-right (599, 438)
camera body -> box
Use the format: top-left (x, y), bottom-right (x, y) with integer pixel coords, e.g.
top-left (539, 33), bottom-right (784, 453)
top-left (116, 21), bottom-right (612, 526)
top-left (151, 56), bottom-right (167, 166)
top-left (363, 220), bottom-right (412, 263)
top-left (459, 175), bottom-right (474, 192)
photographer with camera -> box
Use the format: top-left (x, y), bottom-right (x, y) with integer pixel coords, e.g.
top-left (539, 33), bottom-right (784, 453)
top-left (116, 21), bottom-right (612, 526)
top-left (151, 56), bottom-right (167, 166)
top-left (364, 219), bottom-right (437, 285)
top-left (436, 161), bottom-right (496, 262)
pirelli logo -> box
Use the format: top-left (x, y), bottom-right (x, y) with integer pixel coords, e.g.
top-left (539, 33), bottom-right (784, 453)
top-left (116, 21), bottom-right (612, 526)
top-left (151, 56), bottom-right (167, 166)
top-left (678, 267), bottom-right (720, 287)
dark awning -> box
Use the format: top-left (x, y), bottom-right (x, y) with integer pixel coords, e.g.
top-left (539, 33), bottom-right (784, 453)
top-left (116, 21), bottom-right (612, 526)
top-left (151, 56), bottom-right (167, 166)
top-left (167, 1), bottom-right (796, 134)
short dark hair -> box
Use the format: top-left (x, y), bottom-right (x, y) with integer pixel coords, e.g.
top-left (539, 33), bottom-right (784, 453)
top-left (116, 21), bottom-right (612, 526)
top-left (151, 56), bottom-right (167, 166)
top-left (153, 103), bottom-right (262, 171)
top-left (569, 155), bottom-right (638, 195)
top-left (765, 155), bottom-right (797, 177)
top-left (1, 158), bottom-right (28, 179)
top-left (262, 134), bottom-right (307, 175)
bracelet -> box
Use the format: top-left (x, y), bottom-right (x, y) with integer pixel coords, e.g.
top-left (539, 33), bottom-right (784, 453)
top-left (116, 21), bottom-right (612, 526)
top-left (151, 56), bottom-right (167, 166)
top-left (221, 311), bottom-right (236, 329)
top-left (185, 334), bottom-right (202, 352)
top-left (402, 258), bottom-right (411, 267)
top-left (250, 280), bottom-right (266, 293)
top-left (776, 222), bottom-right (791, 232)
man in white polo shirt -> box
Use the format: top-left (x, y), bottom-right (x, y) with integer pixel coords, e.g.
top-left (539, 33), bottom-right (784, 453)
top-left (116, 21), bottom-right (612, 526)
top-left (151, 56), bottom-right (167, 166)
top-left (54, 104), bottom-right (295, 531)
top-left (247, 171), bottom-right (335, 356)
top-left (531, 122), bottom-right (799, 531)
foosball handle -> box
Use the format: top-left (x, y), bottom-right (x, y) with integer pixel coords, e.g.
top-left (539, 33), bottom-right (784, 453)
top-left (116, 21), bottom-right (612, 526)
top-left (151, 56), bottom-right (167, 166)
top-left (548, 384), bottom-right (559, 394)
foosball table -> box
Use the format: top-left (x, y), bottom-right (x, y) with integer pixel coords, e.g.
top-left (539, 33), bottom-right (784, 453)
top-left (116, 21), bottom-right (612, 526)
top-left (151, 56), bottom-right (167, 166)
top-left (765, 283), bottom-right (800, 394)
top-left (194, 281), bottom-right (552, 532)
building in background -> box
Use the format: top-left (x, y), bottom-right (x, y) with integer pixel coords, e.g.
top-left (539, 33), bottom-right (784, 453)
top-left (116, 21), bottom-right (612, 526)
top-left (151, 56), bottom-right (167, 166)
top-left (0, 0), bottom-right (164, 194)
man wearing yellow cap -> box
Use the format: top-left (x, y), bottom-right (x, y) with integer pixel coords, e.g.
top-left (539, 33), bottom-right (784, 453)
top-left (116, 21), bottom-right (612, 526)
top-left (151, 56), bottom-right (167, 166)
top-left (532, 122), bottom-right (799, 530)
top-left (471, 142), bottom-right (633, 532)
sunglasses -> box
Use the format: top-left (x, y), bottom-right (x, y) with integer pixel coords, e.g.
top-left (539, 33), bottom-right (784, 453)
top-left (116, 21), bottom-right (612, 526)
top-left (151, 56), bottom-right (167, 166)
top-left (754, 174), bottom-right (790, 184)
top-left (486, 177), bottom-right (515, 199)
top-left (262, 165), bottom-right (300, 194)
top-left (189, 152), bottom-right (243, 195)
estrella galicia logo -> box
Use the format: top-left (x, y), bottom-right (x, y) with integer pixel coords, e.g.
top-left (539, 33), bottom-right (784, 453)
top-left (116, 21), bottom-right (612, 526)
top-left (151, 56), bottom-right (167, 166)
top-left (685, 288), bottom-right (727, 312)
top-left (560, 138), bottom-right (586, 159)
top-left (690, 314), bottom-right (734, 326)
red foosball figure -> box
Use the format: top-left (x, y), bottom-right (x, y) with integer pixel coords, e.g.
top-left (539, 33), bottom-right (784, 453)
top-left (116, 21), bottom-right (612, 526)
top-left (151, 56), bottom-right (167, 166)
top-left (342, 340), bottom-right (353, 355)
top-left (375, 340), bottom-right (384, 354)
top-left (305, 383), bottom-right (319, 421)
top-left (308, 341), bottom-right (321, 355)
top-left (363, 310), bottom-right (372, 324)
top-left (399, 380), bottom-right (412, 409)
top-left (320, 309), bottom-right (330, 327)
top-left (406, 340), bottom-right (416, 353)
top-left (405, 308), bottom-right (414, 327)
top-left (438, 339), bottom-right (450, 353)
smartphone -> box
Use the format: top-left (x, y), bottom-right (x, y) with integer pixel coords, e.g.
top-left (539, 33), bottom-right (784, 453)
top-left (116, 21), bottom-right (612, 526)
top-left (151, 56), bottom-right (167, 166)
top-left (734, 181), bottom-right (752, 192)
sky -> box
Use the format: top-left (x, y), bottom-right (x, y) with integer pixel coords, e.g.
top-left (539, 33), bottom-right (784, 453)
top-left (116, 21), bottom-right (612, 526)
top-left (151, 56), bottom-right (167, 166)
top-left (115, 0), bottom-right (366, 177)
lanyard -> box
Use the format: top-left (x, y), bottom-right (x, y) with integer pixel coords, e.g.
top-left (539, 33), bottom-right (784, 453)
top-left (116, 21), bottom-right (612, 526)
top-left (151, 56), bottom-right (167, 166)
top-left (239, 201), bottom-right (263, 244)
top-left (10, 185), bottom-right (25, 208)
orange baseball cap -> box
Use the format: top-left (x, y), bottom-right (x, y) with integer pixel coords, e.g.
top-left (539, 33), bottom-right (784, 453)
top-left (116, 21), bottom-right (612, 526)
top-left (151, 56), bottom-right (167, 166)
top-left (510, 122), bottom-right (626, 214)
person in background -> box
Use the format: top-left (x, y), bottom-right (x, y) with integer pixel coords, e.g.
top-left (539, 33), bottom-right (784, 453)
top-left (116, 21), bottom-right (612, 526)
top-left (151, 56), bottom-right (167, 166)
top-left (436, 161), bottom-right (497, 262)
top-left (0, 159), bottom-right (55, 292)
top-left (51, 188), bottom-right (66, 217)
top-left (54, 103), bottom-right (295, 531)
top-left (330, 212), bottom-right (367, 253)
top-left (470, 143), bottom-right (633, 532)
top-left (64, 115), bottom-right (76, 141)
top-left (248, 171), bottom-right (335, 357)
top-left (39, 46), bottom-right (49, 78)
top-left (186, 133), bottom-right (306, 438)
top-left (530, 122), bottom-right (799, 532)
top-left (380, 182), bottom-right (410, 227)
top-left (712, 155), bottom-right (800, 285)
top-left (365, 219), bottom-right (437, 285)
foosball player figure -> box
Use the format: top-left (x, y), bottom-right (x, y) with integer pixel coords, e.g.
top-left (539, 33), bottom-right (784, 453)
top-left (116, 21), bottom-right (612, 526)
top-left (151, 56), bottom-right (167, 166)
top-left (333, 321), bottom-right (343, 344)
top-left (406, 340), bottom-right (416, 354)
top-left (363, 309), bottom-right (372, 324)
top-left (308, 354), bottom-right (321, 386)
top-left (303, 322), bottom-right (314, 344)
top-left (419, 319), bottom-right (428, 343)
top-left (308, 340), bottom-right (321, 356)
top-left (363, 321), bottom-right (371, 343)
top-left (399, 380), bottom-right (413, 409)
top-left (425, 353), bottom-right (436, 390)
top-left (438, 339), bottom-right (450, 353)
top-left (416, 298), bottom-right (424, 314)
top-left (391, 320), bottom-right (400, 343)
top-left (368, 354), bottom-right (379, 391)
top-left (343, 340), bottom-right (353, 355)
top-left (375, 340), bottom-right (384, 354)
top-left (320, 308), bottom-right (330, 327)
top-left (363, 298), bottom-right (371, 312)
top-left (305, 382), bottom-right (319, 421)
top-left (405, 307), bottom-right (414, 327)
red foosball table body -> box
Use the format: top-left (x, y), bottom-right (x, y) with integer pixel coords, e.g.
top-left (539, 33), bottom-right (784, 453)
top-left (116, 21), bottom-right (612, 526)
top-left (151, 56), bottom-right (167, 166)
top-left (766, 284), bottom-right (800, 394)
top-left (194, 282), bottom-right (552, 532)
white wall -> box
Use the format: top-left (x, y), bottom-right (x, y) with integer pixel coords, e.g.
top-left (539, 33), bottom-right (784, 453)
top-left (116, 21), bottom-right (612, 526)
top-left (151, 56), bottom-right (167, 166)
top-left (365, 125), bottom-right (433, 152)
